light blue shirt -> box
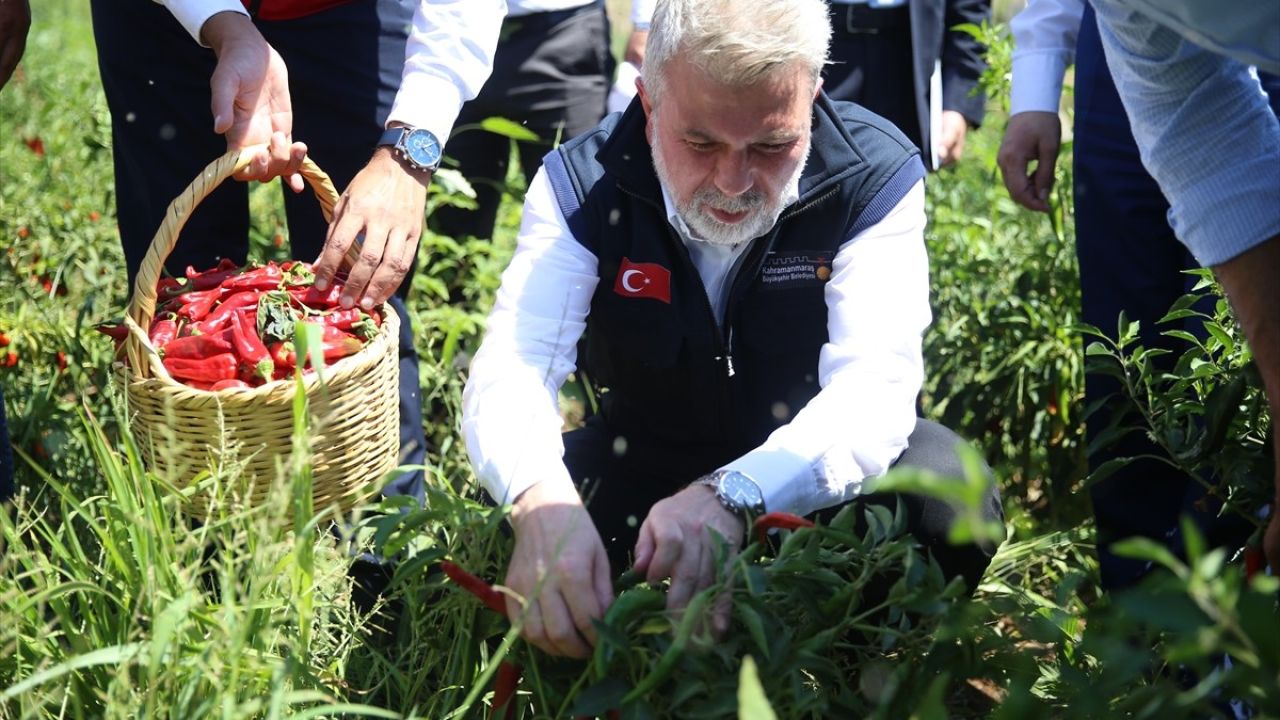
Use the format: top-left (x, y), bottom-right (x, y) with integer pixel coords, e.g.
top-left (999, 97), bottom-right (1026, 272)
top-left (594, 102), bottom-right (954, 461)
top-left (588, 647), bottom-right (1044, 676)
top-left (1091, 0), bottom-right (1280, 266)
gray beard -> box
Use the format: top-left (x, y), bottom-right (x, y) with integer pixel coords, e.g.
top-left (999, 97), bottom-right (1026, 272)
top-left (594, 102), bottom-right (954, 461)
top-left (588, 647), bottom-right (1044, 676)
top-left (650, 125), bottom-right (808, 248)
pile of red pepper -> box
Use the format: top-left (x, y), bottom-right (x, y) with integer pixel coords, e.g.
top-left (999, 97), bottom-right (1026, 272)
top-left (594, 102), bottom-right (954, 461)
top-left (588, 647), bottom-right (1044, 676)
top-left (100, 259), bottom-right (381, 391)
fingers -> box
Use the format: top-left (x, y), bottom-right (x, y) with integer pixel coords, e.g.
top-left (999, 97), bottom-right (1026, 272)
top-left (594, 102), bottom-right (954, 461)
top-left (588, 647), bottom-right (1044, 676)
top-left (234, 132), bottom-right (306, 184)
top-left (633, 523), bottom-right (655, 575)
top-left (665, 540), bottom-right (707, 613)
top-left (997, 142), bottom-right (1045, 212)
top-left (1032, 138), bottom-right (1059, 210)
top-left (592, 544), bottom-right (616, 617)
top-left (340, 224), bottom-right (388, 309)
top-left (209, 65), bottom-right (236, 136)
top-left (641, 518), bottom-right (682, 585)
top-left (361, 230), bottom-right (418, 307)
top-left (315, 194), bottom-right (363, 293)
top-left (711, 586), bottom-right (734, 637)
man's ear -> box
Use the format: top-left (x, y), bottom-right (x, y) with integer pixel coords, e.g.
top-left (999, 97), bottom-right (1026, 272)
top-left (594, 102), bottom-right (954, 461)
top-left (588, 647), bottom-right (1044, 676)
top-left (637, 77), bottom-right (655, 139)
top-left (812, 76), bottom-right (823, 101)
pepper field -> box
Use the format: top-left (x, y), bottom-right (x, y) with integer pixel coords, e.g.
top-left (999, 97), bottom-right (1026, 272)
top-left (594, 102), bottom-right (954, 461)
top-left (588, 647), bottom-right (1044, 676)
top-left (1, 3), bottom-right (1276, 718)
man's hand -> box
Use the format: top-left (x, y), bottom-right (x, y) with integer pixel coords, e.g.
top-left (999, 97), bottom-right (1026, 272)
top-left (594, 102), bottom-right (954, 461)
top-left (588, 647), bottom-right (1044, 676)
top-left (505, 479), bottom-right (614, 659)
top-left (202, 11), bottom-right (306, 191)
top-left (633, 484), bottom-right (745, 635)
top-left (312, 148), bottom-right (429, 309)
top-left (0, 0), bottom-right (31, 92)
top-left (997, 110), bottom-right (1062, 213)
top-left (936, 110), bottom-right (968, 168)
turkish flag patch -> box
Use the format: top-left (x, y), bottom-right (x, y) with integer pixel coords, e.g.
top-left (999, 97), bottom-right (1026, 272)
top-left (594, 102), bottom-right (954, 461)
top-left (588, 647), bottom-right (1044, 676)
top-left (613, 257), bottom-right (672, 303)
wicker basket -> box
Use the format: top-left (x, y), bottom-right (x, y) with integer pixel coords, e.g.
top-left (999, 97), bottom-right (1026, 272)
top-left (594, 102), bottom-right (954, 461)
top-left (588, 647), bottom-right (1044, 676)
top-left (118, 145), bottom-right (401, 517)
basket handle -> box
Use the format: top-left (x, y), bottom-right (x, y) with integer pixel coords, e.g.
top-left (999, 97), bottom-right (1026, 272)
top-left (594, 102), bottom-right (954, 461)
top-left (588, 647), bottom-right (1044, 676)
top-left (124, 144), bottom-right (354, 376)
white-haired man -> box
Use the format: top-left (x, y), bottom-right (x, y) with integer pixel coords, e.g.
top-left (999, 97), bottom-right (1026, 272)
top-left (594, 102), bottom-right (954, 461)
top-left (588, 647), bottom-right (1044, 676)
top-left (463, 0), bottom-right (1004, 658)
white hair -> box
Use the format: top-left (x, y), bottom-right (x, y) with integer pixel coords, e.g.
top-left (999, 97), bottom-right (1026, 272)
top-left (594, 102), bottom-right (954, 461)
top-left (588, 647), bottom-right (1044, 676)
top-left (640, 0), bottom-right (832, 104)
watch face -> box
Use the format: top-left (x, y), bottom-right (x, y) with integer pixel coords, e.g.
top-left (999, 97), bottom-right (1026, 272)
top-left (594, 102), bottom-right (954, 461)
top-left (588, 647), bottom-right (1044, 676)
top-left (403, 128), bottom-right (442, 169)
top-left (721, 472), bottom-right (763, 511)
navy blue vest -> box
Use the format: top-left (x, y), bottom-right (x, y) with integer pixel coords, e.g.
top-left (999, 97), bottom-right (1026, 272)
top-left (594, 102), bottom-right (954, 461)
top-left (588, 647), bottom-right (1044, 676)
top-left (543, 92), bottom-right (925, 470)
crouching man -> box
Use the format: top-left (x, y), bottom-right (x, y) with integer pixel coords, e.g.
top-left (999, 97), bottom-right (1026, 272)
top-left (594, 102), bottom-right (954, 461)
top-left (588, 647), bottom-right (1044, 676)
top-left (462, 0), bottom-right (1004, 659)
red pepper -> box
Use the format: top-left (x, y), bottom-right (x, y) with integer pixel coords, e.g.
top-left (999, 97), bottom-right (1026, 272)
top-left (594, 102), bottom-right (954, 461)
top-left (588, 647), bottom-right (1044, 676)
top-left (3, 351), bottom-right (17, 367)
top-left (95, 322), bottom-right (128, 343)
top-left (163, 353), bottom-right (238, 383)
top-left (753, 511), bottom-right (815, 546)
top-left (291, 283), bottom-right (343, 309)
top-left (149, 318), bottom-right (179, 348)
top-left (222, 262), bottom-right (283, 291)
top-left (440, 560), bottom-right (508, 617)
top-left (161, 329), bottom-right (233, 359)
top-left (231, 309), bottom-right (274, 381)
top-left (210, 378), bottom-right (251, 391)
top-left (1244, 545), bottom-right (1264, 581)
top-left (0, 333), bottom-right (8, 347)
top-left (196, 290), bottom-right (263, 334)
top-left (185, 258), bottom-right (240, 290)
top-left (268, 341), bottom-right (296, 369)
top-left (491, 661), bottom-right (521, 720)
top-left (318, 325), bottom-right (365, 361)
top-left (176, 289), bottom-right (224, 321)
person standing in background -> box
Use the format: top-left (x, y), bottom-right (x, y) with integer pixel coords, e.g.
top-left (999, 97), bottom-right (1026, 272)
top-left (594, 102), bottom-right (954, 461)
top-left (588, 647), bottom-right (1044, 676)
top-left (0, 0), bottom-right (31, 505)
top-left (91, 0), bottom-right (505, 512)
top-left (823, 0), bottom-right (989, 170)
top-left (430, 0), bottom-right (652, 242)
top-left (999, 0), bottom-right (1280, 579)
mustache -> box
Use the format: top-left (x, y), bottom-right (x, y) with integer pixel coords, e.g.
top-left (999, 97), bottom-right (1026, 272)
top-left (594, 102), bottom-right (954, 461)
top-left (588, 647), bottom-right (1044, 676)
top-left (693, 186), bottom-right (765, 214)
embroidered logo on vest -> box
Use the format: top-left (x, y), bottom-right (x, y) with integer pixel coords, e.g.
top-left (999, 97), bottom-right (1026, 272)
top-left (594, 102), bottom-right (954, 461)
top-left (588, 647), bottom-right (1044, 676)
top-left (759, 251), bottom-right (833, 289)
top-left (613, 257), bottom-right (672, 303)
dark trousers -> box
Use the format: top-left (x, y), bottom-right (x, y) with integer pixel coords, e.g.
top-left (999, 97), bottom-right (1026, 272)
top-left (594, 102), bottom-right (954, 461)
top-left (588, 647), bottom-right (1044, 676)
top-left (429, 1), bottom-right (612, 241)
top-left (91, 0), bottom-right (425, 504)
top-left (822, 4), bottom-right (921, 158)
top-left (564, 417), bottom-right (1004, 591)
top-left (1074, 4), bottom-right (1269, 591)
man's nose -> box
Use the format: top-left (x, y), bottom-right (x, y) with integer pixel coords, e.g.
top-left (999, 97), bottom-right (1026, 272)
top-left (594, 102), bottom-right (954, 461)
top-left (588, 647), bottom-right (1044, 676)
top-left (713, 151), bottom-right (753, 197)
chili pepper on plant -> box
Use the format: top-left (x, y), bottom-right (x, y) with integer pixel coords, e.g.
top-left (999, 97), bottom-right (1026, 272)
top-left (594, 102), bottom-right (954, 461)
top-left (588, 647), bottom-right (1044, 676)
top-left (753, 512), bottom-right (815, 545)
top-left (492, 660), bottom-right (522, 720)
top-left (440, 560), bottom-right (508, 617)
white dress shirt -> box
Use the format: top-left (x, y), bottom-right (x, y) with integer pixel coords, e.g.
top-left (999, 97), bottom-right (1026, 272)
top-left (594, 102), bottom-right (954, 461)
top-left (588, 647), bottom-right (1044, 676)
top-left (1009, 0), bottom-right (1084, 115)
top-left (156, 0), bottom-right (505, 142)
top-left (462, 166), bottom-right (930, 518)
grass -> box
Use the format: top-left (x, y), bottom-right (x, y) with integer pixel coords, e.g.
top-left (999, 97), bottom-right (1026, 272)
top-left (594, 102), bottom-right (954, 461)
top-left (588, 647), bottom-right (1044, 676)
top-left (2, 3), bottom-right (1275, 719)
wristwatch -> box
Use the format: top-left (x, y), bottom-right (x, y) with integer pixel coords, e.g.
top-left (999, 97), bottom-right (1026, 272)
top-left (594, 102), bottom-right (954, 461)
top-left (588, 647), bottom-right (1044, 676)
top-left (694, 469), bottom-right (766, 518)
top-left (377, 126), bottom-right (443, 174)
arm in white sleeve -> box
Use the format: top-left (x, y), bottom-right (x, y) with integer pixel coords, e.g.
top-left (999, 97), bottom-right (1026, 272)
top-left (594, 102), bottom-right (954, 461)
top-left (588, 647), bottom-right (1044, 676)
top-left (724, 180), bottom-right (930, 518)
top-left (154, 0), bottom-right (247, 45)
top-left (462, 167), bottom-right (600, 505)
top-left (1009, 0), bottom-right (1084, 115)
top-left (630, 0), bottom-right (656, 29)
top-left (388, 0), bottom-right (506, 140)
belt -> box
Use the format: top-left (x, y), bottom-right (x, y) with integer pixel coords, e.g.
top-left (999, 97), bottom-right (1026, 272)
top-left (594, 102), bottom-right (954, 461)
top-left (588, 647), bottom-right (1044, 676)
top-left (505, 0), bottom-right (604, 34)
top-left (829, 3), bottom-right (911, 34)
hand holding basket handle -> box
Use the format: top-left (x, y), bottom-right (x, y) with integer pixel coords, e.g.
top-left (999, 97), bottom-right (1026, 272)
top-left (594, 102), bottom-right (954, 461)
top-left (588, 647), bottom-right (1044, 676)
top-left (202, 11), bottom-right (308, 192)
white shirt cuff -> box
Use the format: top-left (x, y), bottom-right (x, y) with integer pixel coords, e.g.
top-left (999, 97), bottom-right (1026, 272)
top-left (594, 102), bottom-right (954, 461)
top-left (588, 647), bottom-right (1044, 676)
top-left (1010, 51), bottom-right (1070, 115)
top-left (161, 0), bottom-right (248, 46)
top-left (387, 73), bottom-right (467, 142)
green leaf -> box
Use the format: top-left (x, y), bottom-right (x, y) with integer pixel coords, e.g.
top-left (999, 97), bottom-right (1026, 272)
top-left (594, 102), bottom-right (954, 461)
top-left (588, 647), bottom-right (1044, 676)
top-left (479, 116), bottom-right (541, 142)
top-left (737, 656), bottom-right (777, 720)
top-left (2, 643), bottom-right (144, 700)
top-left (908, 673), bottom-right (950, 720)
top-left (570, 677), bottom-right (630, 716)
